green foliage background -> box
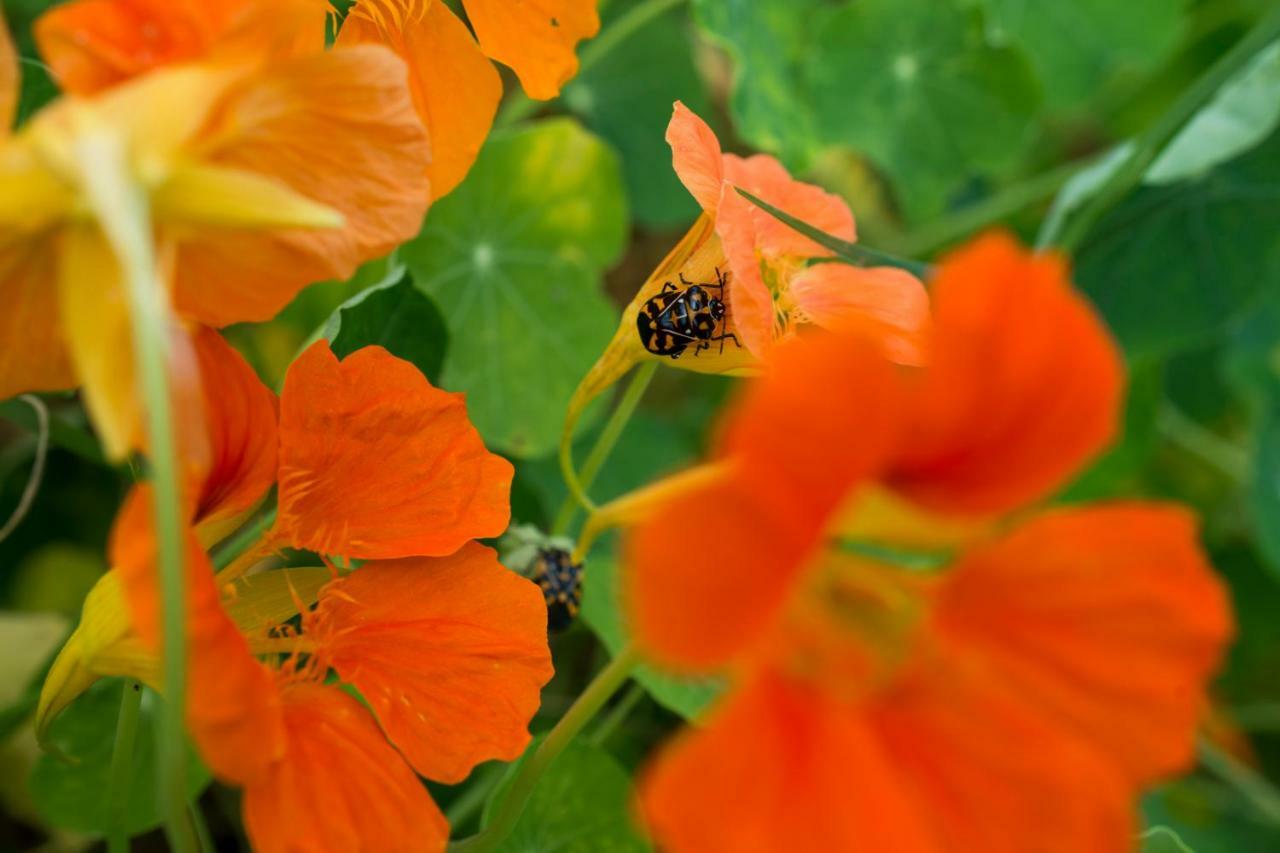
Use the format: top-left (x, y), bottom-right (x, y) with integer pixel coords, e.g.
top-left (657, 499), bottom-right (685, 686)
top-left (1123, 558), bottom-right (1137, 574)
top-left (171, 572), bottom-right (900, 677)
top-left (2, 0), bottom-right (1280, 850)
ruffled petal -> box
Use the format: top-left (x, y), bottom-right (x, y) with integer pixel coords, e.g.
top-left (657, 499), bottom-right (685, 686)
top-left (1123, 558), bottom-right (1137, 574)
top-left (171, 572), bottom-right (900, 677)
top-left (666, 101), bottom-right (724, 213)
top-left (274, 342), bottom-right (512, 559)
top-left (340, 0), bottom-right (501, 199)
top-left (174, 44), bottom-right (430, 326)
top-left (111, 486), bottom-right (285, 785)
top-left (242, 682), bottom-right (449, 853)
top-left (887, 231), bottom-right (1124, 515)
top-left (34, 0), bottom-right (326, 95)
top-left (723, 153), bottom-right (855, 259)
top-left (789, 263), bottom-right (930, 365)
top-left (627, 331), bottom-right (903, 671)
top-left (464, 0), bottom-right (599, 100)
top-left (932, 504), bottom-right (1233, 785)
top-left (714, 186), bottom-right (776, 358)
top-left (0, 238), bottom-right (75, 399)
top-left (191, 327), bottom-right (278, 528)
top-left (640, 672), bottom-right (934, 852)
top-left (308, 542), bottom-right (553, 783)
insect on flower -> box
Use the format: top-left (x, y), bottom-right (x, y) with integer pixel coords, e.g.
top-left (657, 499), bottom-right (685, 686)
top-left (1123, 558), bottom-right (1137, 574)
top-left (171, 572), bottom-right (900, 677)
top-left (636, 267), bottom-right (740, 360)
top-left (531, 546), bottom-right (585, 632)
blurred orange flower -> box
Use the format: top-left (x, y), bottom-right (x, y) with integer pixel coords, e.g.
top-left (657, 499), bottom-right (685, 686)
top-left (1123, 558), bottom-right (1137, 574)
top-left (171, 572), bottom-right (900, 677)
top-left (621, 233), bottom-right (1233, 851)
top-left (567, 102), bottom-right (928, 436)
top-left (40, 333), bottom-right (548, 853)
top-left (36, 0), bottom-right (599, 197)
top-left (0, 25), bottom-right (429, 456)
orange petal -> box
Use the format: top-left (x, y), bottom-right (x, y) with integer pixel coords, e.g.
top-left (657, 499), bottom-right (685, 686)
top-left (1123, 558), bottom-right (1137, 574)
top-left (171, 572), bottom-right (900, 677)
top-left (464, 0), bottom-right (599, 100)
top-left (723, 153), bottom-right (855, 259)
top-left (626, 468), bottom-right (825, 672)
top-left (0, 238), bottom-right (76, 399)
top-left (640, 672), bottom-right (935, 852)
top-left (173, 44), bottom-right (430, 326)
top-left (887, 231), bottom-right (1124, 515)
top-left (932, 504), bottom-right (1233, 786)
top-left (274, 342), bottom-right (512, 559)
top-left (190, 328), bottom-right (278, 528)
top-left (340, 0), bottom-right (501, 199)
top-left (627, 332), bottom-right (903, 671)
top-left (789, 263), bottom-right (930, 365)
top-left (715, 186), bottom-right (776, 358)
top-left (111, 486), bottom-right (285, 785)
top-left (308, 542), bottom-right (553, 783)
top-left (666, 101), bottom-right (724, 213)
top-left (242, 682), bottom-right (448, 853)
top-left (34, 0), bottom-right (325, 95)
top-left (1, 3), bottom-right (17, 136)
top-left (34, 0), bottom-right (245, 94)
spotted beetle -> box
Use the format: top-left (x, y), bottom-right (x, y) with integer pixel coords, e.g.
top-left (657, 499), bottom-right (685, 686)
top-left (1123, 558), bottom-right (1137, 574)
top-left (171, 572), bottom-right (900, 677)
top-left (635, 267), bottom-right (740, 359)
top-left (531, 547), bottom-right (583, 632)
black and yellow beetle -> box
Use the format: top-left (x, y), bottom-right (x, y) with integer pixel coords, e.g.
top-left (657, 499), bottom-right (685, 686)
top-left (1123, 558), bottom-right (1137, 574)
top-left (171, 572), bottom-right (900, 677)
top-left (635, 267), bottom-right (740, 359)
top-left (531, 547), bottom-right (583, 632)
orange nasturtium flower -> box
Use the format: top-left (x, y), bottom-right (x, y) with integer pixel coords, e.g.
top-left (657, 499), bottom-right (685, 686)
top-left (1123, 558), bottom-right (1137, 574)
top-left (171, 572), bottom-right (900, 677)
top-left (0, 12), bottom-right (430, 458)
top-left (616, 233), bottom-right (1232, 851)
top-left (35, 0), bottom-right (600, 197)
top-left (565, 101), bottom-right (928, 437)
top-left (38, 331), bottom-right (552, 852)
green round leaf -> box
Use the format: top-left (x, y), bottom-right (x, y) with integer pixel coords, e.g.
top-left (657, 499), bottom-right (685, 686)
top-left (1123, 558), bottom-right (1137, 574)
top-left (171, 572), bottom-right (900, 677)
top-left (325, 271), bottom-right (449, 384)
top-left (404, 119), bottom-right (628, 458)
top-left (805, 0), bottom-right (1041, 219)
top-left (29, 678), bottom-right (211, 836)
top-left (482, 736), bottom-right (651, 852)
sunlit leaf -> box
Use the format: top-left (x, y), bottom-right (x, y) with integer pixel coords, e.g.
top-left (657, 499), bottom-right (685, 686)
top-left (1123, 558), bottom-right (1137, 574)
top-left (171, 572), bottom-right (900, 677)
top-left (324, 271), bottom-right (448, 385)
top-left (1075, 130), bottom-right (1280, 357)
top-left (29, 678), bottom-right (211, 836)
top-left (482, 735), bottom-right (651, 852)
top-left (1149, 41), bottom-right (1280, 184)
top-left (805, 0), bottom-right (1040, 218)
top-left (565, 1), bottom-right (712, 228)
top-left (978, 0), bottom-right (1185, 107)
top-left (404, 119), bottom-right (628, 458)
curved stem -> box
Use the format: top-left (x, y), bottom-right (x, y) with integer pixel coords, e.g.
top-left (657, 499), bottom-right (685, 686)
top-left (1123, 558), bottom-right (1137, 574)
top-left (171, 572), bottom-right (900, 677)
top-left (1050, 7), bottom-right (1280, 252)
top-left (106, 681), bottom-right (143, 853)
top-left (553, 362), bottom-right (657, 535)
top-left (1198, 737), bottom-right (1280, 825)
top-left (451, 645), bottom-right (640, 852)
top-left (0, 394), bottom-right (49, 543)
top-left (497, 0), bottom-right (687, 127)
top-left (76, 131), bottom-right (195, 853)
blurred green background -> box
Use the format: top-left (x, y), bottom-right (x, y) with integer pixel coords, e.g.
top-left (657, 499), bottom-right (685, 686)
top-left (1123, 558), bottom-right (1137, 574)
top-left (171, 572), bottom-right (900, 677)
top-left (2, 0), bottom-right (1280, 849)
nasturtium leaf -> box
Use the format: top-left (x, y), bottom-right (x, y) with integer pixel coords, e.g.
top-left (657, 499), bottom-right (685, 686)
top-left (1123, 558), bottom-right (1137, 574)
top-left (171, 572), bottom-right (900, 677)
top-left (0, 611), bottom-right (66, 740)
top-left (324, 271), bottom-right (448, 385)
top-left (482, 735), bottom-right (651, 853)
top-left (403, 119), bottom-right (628, 458)
top-left (564, 0), bottom-right (712, 228)
top-left (692, 0), bottom-right (825, 169)
top-left (29, 678), bottom-right (211, 836)
top-left (1149, 41), bottom-right (1280, 184)
top-left (1075, 130), bottom-right (1280, 357)
top-left (1059, 359), bottom-right (1162, 501)
top-left (581, 548), bottom-right (723, 720)
top-left (978, 0), bottom-right (1185, 108)
top-left (804, 0), bottom-right (1041, 220)
top-left (1141, 825), bottom-right (1197, 853)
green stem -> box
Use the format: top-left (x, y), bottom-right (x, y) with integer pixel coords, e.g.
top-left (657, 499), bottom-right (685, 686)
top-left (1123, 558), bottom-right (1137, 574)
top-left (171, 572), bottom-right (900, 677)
top-left (1157, 405), bottom-right (1249, 483)
top-left (496, 0), bottom-right (687, 127)
top-left (1198, 737), bottom-right (1280, 825)
top-left (896, 156), bottom-right (1097, 257)
top-left (451, 645), bottom-right (640, 852)
top-left (211, 506), bottom-right (277, 571)
top-left (1050, 7), bottom-right (1280, 252)
top-left (76, 131), bottom-right (195, 853)
top-left (553, 362), bottom-right (658, 535)
top-left (588, 682), bottom-right (645, 746)
top-left (106, 681), bottom-right (143, 853)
